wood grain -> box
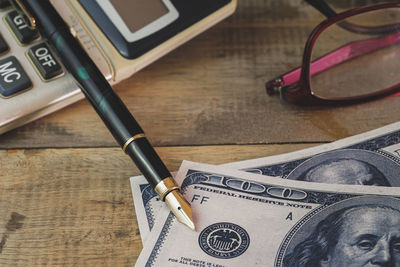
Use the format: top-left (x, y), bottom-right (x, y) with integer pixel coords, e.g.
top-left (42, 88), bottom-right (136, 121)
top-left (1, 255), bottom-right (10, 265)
top-left (0, 144), bottom-right (314, 266)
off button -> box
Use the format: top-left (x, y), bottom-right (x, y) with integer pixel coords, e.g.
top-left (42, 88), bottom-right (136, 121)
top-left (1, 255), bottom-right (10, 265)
top-left (28, 43), bottom-right (63, 80)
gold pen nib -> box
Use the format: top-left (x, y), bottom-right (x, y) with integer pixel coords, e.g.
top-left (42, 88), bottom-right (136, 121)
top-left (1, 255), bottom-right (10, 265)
top-left (164, 190), bottom-right (195, 230)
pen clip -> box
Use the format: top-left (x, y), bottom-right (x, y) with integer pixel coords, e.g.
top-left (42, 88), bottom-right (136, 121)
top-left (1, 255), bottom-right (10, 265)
top-left (9, 0), bottom-right (36, 29)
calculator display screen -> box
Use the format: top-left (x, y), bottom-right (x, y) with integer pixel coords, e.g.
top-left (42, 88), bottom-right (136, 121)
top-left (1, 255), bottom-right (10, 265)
top-left (110, 0), bottom-right (168, 32)
top-left (94, 0), bottom-right (178, 43)
top-left (80, 0), bottom-right (232, 58)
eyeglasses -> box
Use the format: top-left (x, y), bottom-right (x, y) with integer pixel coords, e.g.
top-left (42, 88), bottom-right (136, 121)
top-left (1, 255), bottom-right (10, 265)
top-left (266, 2), bottom-right (400, 105)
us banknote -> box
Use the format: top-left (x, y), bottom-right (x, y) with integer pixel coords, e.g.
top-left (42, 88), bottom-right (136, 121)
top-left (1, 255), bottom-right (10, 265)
top-left (130, 121), bottom-right (400, 243)
top-left (135, 161), bottom-right (400, 267)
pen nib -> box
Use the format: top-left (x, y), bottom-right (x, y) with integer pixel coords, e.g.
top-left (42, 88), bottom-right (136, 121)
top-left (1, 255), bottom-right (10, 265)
top-left (165, 190), bottom-right (195, 230)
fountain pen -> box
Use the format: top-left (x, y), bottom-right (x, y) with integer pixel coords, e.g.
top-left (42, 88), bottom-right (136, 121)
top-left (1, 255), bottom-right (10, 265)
top-left (12, 0), bottom-right (194, 230)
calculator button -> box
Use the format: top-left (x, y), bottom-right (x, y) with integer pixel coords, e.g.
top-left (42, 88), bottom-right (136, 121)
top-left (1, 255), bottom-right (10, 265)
top-left (0, 0), bottom-right (10, 9)
top-left (28, 43), bottom-right (63, 80)
top-left (0, 34), bottom-right (8, 54)
top-left (0, 56), bottom-right (32, 97)
top-left (6, 11), bottom-right (39, 44)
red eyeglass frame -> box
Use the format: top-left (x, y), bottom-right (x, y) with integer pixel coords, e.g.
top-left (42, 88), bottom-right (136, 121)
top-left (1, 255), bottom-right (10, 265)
top-left (266, 2), bottom-right (400, 105)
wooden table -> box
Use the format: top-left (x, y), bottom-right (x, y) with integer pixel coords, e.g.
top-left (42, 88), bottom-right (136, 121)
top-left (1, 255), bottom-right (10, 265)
top-left (1, 0), bottom-right (399, 265)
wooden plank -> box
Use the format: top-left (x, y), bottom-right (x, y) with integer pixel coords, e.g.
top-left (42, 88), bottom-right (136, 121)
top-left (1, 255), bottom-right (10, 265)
top-left (0, 144), bottom-right (314, 265)
top-left (0, 0), bottom-right (398, 149)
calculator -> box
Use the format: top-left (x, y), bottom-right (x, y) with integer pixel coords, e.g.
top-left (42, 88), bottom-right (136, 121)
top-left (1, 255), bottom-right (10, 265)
top-left (0, 0), bottom-right (236, 134)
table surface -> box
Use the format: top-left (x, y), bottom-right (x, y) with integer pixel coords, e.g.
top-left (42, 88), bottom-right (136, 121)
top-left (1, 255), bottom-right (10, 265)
top-left (1, 0), bottom-right (399, 265)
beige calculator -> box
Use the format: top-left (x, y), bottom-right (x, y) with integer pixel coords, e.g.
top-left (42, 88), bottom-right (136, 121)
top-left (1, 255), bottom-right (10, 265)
top-left (0, 0), bottom-right (236, 133)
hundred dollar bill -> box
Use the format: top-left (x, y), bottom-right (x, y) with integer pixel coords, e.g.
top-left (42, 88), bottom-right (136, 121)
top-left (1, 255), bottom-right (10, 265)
top-left (130, 121), bottom-right (400, 243)
top-left (135, 161), bottom-right (400, 267)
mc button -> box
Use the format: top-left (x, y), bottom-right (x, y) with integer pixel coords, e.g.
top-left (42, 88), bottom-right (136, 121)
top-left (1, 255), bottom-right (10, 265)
top-left (0, 56), bottom-right (32, 97)
top-left (28, 43), bottom-right (63, 80)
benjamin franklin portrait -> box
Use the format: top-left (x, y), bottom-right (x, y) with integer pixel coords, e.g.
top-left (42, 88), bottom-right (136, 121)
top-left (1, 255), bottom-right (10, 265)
top-left (281, 196), bottom-right (400, 267)
top-left (286, 149), bottom-right (400, 186)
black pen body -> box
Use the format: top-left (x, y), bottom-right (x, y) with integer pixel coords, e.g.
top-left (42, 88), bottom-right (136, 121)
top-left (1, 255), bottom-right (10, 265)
top-left (20, 0), bottom-right (171, 187)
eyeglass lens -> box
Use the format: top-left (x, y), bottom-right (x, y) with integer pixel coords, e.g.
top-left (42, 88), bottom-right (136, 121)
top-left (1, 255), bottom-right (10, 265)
top-left (310, 7), bottom-right (400, 99)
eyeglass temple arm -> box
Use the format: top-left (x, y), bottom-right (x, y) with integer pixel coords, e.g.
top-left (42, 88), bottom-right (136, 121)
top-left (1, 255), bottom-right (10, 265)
top-left (305, 0), bottom-right (399, 35)
top-left (266, 32), bottom-right (400, 95)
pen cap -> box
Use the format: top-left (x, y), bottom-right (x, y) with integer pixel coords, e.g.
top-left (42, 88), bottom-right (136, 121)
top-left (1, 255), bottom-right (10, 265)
top-left (12, 0), bottom-right (69, 37)
top-left (14, 0), bottom-right (146, 146)
top-left (49, 28), bottom-right (145, 146)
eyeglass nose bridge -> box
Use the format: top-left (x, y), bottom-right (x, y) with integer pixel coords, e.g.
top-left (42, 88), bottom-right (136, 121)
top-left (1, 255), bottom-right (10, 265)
top-left (266, 77), bottom-right (307, 104)
top-left (266, 78), bottom-right (284, 96)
